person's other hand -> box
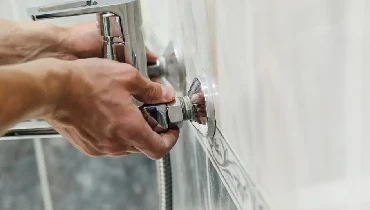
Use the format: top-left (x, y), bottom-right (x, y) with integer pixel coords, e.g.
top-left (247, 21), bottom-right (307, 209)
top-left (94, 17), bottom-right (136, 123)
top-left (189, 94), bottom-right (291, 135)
top-left (45, 58), bottom-right (179, 159)
top-left (0, 19), bottom-right (157, 65)
top-left (65, 22), bottom-right (158, 63)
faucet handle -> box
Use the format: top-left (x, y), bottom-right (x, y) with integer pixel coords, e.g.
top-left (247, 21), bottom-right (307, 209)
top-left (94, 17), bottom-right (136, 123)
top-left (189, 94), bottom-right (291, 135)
top-left (27, 0), bottom-right (136, 21)
top-left (98, 12), bottom-right (122, 60)
top-left (97, 12), bottom-right (122, 37)
top-left (147, 41), bottom-right (187, 94)
top-left (27, 0), bottom-right (99, 20)
top-left (29, 0), bottom-right (98, 16)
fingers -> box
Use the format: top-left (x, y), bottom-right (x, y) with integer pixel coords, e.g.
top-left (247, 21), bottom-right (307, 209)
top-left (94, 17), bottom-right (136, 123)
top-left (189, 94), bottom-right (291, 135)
top-left (146, 47), bottom-right (158, 64)
top-left (129, 146), bottom-right (141, 153)
top-left (120, 106), bottom-right (179, 159)
top-left (135, 128), bottom-right (180, 160)
top-left (103, 146), bottom-right (140, 157)
top-left (125, 70), bottom-right (176, 104)
top-left (159, 128), bottom-right (180, 151)
top-left (101, 60), bottom-right (174, 104)
top-left (107, 104), bottom-right (178, 159)
top-left (106, 152), bottom-right (130, 157)
top-left (150, 77), bottom-right (161, 83)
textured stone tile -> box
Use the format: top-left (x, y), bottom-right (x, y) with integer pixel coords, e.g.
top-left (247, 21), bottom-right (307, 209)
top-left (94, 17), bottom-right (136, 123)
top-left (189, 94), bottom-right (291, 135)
top-left (42, 138), bottom-right (159, 210)
top-left (0, 140), bottom-right (43, 210)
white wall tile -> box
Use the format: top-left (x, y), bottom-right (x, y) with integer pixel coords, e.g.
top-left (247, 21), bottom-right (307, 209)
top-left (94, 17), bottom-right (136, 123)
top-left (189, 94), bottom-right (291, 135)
top-left (142, 0), bottom-right (370, 209)
top-left (3, 0), bottom-right (370, 209)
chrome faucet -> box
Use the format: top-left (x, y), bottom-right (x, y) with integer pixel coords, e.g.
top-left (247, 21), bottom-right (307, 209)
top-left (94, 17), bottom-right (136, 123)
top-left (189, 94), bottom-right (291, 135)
top-left (3, 77), bottom-right (214, 139)
top-left (139, 76), bottom-right (212, 134)
top-left (1, 36), bottom-right (216, 139)
top-left (27, 0), bottom-right (148, 79)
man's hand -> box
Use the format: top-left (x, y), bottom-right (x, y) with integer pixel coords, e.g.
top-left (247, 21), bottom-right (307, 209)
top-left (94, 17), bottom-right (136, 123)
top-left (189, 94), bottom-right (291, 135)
top-left (47, 58), bottom-right (179, 159)
top-left (0, 19), bottom-right (158, 65)
top-left (65, 22), bottom-right (159, 63)
top-left (0, 58), bottom-right (179, 159)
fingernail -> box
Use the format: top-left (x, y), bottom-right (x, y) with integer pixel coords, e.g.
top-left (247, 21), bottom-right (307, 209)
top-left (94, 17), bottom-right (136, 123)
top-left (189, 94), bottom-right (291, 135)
top-left (161, 85), bottom-right (176, 100)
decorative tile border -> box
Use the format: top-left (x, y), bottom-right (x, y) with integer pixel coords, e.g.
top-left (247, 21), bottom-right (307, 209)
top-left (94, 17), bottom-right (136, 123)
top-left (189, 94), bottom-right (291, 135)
top-left (192, 125), bottom-right (270, 210)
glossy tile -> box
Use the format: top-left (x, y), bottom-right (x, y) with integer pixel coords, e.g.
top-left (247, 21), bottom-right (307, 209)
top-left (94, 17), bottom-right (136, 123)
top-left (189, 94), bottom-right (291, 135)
top-left (42, 138), bottom-right (159, 210)
top-left (0, 140), bottom-right (43, 210)
top-left (4, 0), bottom-right (370, 209)
top-left (171, 123), bottom-right (210, 210)
top-left (171, 123), bottom-right (238, 210)
top-left (208, 159), bottom-right (238, 210)
top-left (141, 0), bottom-right (370, 209)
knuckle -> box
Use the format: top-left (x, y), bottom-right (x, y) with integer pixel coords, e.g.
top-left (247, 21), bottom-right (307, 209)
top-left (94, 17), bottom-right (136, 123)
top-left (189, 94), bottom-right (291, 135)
top-left (146, 85), bottom-right (161, 100)
top-left (126, 120), bottom-right (146, 139)
top-left (109, 152), bottom-right (130, 157)
top-left (149, 151), bottom-right (166, 160)
top-left (101, 143), bottom-right (126, 154)
top-left (110, 119), bottom-right (130, 139)
top-left (148, 144), bottom-right (169, 160)
top-left (109, 122), bottom-right (122, 140)
top-left (101, 146), bottom-right (115, 154)
top-left (124, 67), bottom-right (140, 83)
top-left (81, 149), bottom-right (102, 157)
top-left (110, 118), bottom-right (143, 145)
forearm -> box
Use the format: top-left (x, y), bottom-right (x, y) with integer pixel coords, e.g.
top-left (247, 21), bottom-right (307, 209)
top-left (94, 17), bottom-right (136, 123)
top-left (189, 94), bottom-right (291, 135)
top-left (0, 18), bottom-right (74, 65)
top-left (0, 59), bottom-right (67, 134)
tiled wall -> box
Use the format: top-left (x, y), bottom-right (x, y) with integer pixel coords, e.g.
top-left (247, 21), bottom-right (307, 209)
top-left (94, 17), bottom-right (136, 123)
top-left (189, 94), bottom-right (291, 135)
top-left (0, 140), bottom-right (43, 210)
top-left (3, 0), bottom-right (370, 210)
top-left (141, 0), bottom-right (370, 210)
top-left (41, 139), bottom-right (159, 210)
top-left (171, 123), bottom-right (238, 210)
top-left (0, 138), bottom-right (159, 210)
top-left (0, 0), bottom-right (241, 210)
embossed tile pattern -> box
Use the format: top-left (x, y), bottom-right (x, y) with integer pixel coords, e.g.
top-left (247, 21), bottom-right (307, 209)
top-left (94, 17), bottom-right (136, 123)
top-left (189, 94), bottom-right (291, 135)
top-left (171, 123), bottom-right (238, 210)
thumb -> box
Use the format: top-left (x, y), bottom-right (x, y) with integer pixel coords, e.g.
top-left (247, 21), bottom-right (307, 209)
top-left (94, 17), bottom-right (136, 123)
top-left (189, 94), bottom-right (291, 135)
top-left (126, 71), bottom-right (176, 104)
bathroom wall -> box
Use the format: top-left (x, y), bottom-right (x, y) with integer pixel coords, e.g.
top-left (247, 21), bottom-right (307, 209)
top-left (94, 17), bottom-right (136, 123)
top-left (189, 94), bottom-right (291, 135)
top-left (1, 0), bottom-right (370, 210)
top-left (141, 0), bottom-right (370, 210)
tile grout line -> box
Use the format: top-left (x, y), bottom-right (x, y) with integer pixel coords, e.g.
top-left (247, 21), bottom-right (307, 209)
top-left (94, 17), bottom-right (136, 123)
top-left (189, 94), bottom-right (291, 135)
top-left (205, 156), bottom-right (213, 210)
top-left (33, 138), bottom-right (54, 210)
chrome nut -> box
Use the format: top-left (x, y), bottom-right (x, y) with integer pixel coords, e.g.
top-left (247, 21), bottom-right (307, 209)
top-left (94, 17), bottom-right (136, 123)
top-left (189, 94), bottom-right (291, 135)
top-left (147, 59), bottom-right (163, 78)
top-left (167, 97), bottom-right (184, 124)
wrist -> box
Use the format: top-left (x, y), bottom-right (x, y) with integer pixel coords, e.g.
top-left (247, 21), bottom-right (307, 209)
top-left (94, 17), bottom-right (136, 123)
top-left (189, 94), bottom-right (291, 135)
top-left (36, 59), bottom-right (72, 118)
top-left (34, 24), bottom-right (77, 61)
top-left (17, 58), bottom-right (72, 119)
top-left (0, 19), bottom-right (76, 65)
top-left (0, 58), bottom-right (71, 126)
top-left (63, 22), bottom-right (103, 59)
